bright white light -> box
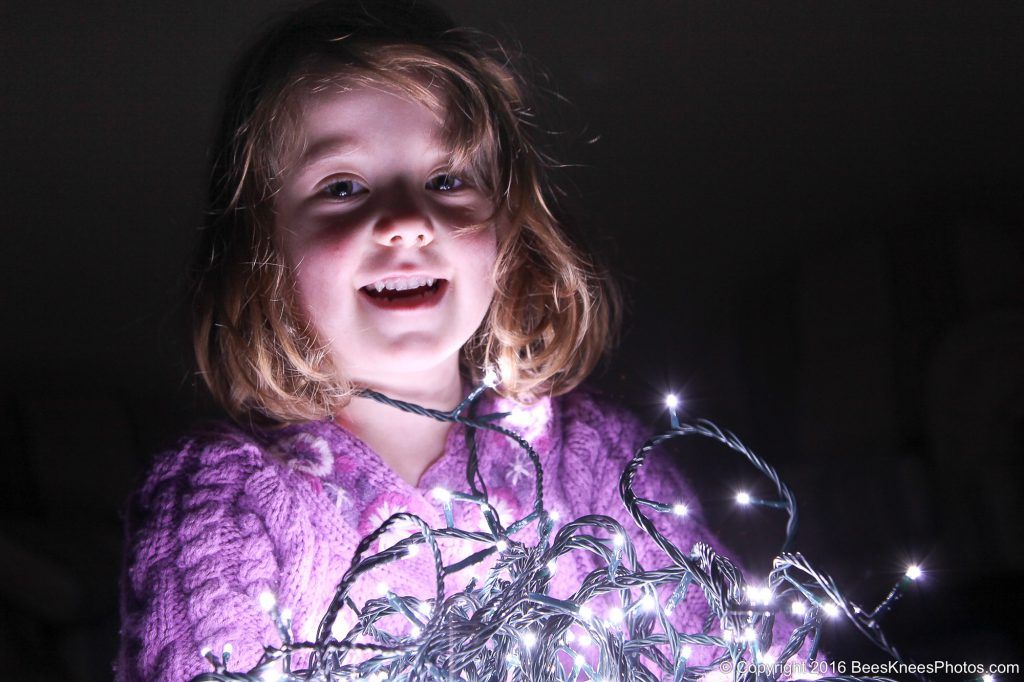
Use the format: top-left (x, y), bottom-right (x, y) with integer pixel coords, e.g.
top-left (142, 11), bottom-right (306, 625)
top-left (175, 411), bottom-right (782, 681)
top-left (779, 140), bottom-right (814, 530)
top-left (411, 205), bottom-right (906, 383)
top-left (665, 394), bottom-right (679, 409)
top-left (742, 627), bottom-right (757, 642)
top-left (417, 601), bottom-right (431, 616)
top-left (762, 652), bottom-right (778, 666)
top-left (578, 605), bottom-right (593, 621)
top-left (482, 367), bottom-right (499, 387)
top-left (722, 628), bottom-right (734, 642)
top-left (578, 632), bottom-right (593, 646)
top-left (982, 675), bottom-right (995, 682)
top-left (521, 631), bottom-right (537, 648)
top-left (410, 625), bottom-right (421, 638)
top-left (431, 487), bottom-right (451, 503)
top-left (376, 581), bottom-right (390, 596)
top-left (260, 669), bottom-right (283, 682)
top-left (791, 600), bottom-right (807, 616)
top-left (905, 564), bottom-right (923, 580)
top-left (745, 585), bottom-right (772, 605)
top-left (574, 654), bottom-right (586, 668)
top-left (550, 509), bottom-right (561, 522)
top-left (608, 606), bottom-right (624, 624)
top-left (547, 559), bottom-right (557, 574)
top-left (199, 646), bottom-right (212, 658)
top-left (406, 543), bottom-right (420, 557)
top-left (640, 594), bottom-right (657, 612)
top-left (681, 645), bottom-right (693, 659)
top-left (258, 591), bottom-right (276, 612)
top-left (222, 643), bottom-right (233, 656)
top-left (565, 630), bottom-right (575, 643)
top-left (736, 491), bottom-right (752, 506)
top-left (280, 608), bottom-right (292, 623)
top-left (495, 539), bottom-right (508, 552)
top-left (822, 601), bottom-right (840, 618)
top-left (672, 502), bottom-right (689, 516)
top-left (612, 533), bottom-right (625, 548)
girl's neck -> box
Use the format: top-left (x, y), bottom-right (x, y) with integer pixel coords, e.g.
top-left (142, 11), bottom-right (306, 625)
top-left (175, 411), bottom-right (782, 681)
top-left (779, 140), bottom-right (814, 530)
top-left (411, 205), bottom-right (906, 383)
top-left (335, 363), bottom-right (466, 487)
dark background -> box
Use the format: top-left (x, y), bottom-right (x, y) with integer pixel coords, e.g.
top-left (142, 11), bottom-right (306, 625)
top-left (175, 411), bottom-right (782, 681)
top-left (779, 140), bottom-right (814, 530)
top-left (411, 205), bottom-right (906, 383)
top-left (2, 1), bottom-right (1022, 679)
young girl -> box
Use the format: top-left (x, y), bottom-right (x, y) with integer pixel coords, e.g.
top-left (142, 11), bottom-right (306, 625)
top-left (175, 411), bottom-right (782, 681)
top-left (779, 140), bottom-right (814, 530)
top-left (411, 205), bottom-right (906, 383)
top-left (116, 2), bottom-right (741, 680)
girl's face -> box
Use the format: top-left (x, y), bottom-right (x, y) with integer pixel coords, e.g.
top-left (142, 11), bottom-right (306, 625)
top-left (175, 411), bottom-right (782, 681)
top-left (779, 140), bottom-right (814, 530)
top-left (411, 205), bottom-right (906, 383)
top-left (274, 83), bottom-right (499, 390)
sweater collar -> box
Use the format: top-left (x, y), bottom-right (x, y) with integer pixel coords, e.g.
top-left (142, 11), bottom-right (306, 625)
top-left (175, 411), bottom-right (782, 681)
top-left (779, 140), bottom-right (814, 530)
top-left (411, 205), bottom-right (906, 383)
top-left (264, 389), bottom-right (559, 492)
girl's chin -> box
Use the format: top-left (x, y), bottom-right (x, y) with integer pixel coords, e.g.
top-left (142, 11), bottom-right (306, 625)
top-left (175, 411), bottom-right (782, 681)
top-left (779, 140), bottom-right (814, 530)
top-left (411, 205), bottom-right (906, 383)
top-left (343, 347), bottom-right (463, 384)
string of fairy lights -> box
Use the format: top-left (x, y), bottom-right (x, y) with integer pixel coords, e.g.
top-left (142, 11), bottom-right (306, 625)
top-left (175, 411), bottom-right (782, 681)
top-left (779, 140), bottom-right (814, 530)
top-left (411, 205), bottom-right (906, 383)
top-left (189, 375), bottom-right (936, 682)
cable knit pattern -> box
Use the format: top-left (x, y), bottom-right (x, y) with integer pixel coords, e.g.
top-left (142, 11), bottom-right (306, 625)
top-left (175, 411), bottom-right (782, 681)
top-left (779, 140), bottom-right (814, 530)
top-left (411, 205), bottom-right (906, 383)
top-left (117, 386), bottom-right (788, 681)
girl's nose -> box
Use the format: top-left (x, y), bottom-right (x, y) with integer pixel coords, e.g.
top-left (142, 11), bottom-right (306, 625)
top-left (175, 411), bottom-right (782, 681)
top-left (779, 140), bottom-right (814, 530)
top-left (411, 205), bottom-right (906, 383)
top-left (372, 211), bottom-right (435, 248)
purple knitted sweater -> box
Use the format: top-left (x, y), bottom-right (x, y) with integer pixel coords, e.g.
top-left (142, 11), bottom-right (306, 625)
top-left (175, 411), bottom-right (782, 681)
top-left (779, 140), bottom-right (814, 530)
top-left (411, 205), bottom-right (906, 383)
top-left (116, 386), bottom-right (754, 681)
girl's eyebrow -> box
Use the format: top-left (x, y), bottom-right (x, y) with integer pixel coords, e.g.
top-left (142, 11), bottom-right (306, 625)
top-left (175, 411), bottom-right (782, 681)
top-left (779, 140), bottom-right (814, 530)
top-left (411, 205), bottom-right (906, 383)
top-left (297, 134), bottom-right (360, 169)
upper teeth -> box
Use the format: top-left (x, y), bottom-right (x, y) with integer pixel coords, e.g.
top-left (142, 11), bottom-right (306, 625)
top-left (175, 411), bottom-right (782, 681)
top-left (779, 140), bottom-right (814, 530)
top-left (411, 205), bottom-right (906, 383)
top-left (368, 276), bottom-right (436, 292)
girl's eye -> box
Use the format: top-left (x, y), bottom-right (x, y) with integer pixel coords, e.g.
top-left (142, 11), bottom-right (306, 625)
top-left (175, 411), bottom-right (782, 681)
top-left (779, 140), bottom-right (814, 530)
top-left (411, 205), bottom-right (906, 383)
top-left (321, 178), bottom-right (368, 200)
top-left (425, 173), bottom-right (464, 192)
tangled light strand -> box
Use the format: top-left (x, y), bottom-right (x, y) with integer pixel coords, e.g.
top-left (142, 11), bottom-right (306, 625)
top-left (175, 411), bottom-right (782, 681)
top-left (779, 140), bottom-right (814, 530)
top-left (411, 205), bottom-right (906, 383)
top-left (190, 381), bottom-right (924, 682)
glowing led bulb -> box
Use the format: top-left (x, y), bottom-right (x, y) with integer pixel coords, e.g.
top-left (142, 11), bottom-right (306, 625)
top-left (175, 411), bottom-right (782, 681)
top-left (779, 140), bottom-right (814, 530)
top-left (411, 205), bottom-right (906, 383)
top-left (550, 509), bottom-right (561, 522)
top-left (762, 652), bottom-right (778, 666)
top-left (410, 625), bottom-right (421, 638)
top-left (483, 366), bottom-right (499, 387)
top-left (982, 675), bottom-right (995, 682)
top-left (672, 502), bottom-right (689, 516)
top-left (640, 594), bottom-right (657, 612)
top-left (431, 487), bottom-right (451, 503)
top-left (612, 533), bottom-right (625, 548)
top-left (547, 559), bottom-right (557, 575)
top-left (261, 670), bottom-right (283, 682)
top-left (199, 646), bottom-right (212, 658)
top-left (578, 605), bottom-right (593, 621)
top-left (822, 601), bottom-right (840, 618)
top-left (259, 591), bottom-right (276, 612)
top-left (665, 394), bottom-right (679, 409)
top-left (280, 608), bottom-right (292, 623)
top-left (578, 632), bottom-right (593, 646)
top-left (791, 600), bottom-right (807, 616)
top-left (574, 654), bottom-right (586, 668)
top-left (406, 543), bottom-right (420, 557)
top-left (746, 585), bottom-right (772, 605)
top-left (495, 539), bottom-right (508, 552)
top-left (565, 630), bottom-right (575, 643)
top-left (521, 631), bottom-right (537, 648)
top-left (742, 626), bottom-right (757, 642)
top-left (905, 564), bottom-right (923, 580)
top-left (376, 581), bottom-right (390, 596)
top-left (681, 645), bottom-right (693, 658)
top-left (222, 643), bottom-right (233, 656)
top-left (608, 606), bottom-right (624, 624)
top-left (736, 491), bottom-right (752, 506)
top-left (417, 601), bottom-right (432, 616)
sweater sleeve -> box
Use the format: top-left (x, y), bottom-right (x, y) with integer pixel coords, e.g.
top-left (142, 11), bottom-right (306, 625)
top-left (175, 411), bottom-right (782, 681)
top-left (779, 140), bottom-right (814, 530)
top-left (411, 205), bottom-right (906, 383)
top-left (564, 388), bottom-right (815, 668)
top-left (116, 430), bottom-right (283, 682)
top-left (562, 389), bottom-right (714, 629)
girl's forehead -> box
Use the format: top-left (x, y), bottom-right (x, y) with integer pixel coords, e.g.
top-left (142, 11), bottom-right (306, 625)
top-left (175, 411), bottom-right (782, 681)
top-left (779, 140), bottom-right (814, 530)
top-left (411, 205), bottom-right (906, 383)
top-left (281, 81), bottom-right (451, 168)
top-left (296, 74), bottom-right (447, 124)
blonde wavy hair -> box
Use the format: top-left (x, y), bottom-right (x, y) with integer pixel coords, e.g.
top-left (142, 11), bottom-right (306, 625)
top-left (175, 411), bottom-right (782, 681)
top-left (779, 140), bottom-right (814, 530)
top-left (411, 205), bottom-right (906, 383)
top-left (192, 0), bottom-right (622, 424)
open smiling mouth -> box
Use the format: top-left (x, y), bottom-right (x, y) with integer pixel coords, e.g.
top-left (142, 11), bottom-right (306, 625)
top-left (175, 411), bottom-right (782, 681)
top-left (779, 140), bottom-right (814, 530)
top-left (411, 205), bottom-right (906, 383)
top-left (360, 279), bottom-right (447, 309)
